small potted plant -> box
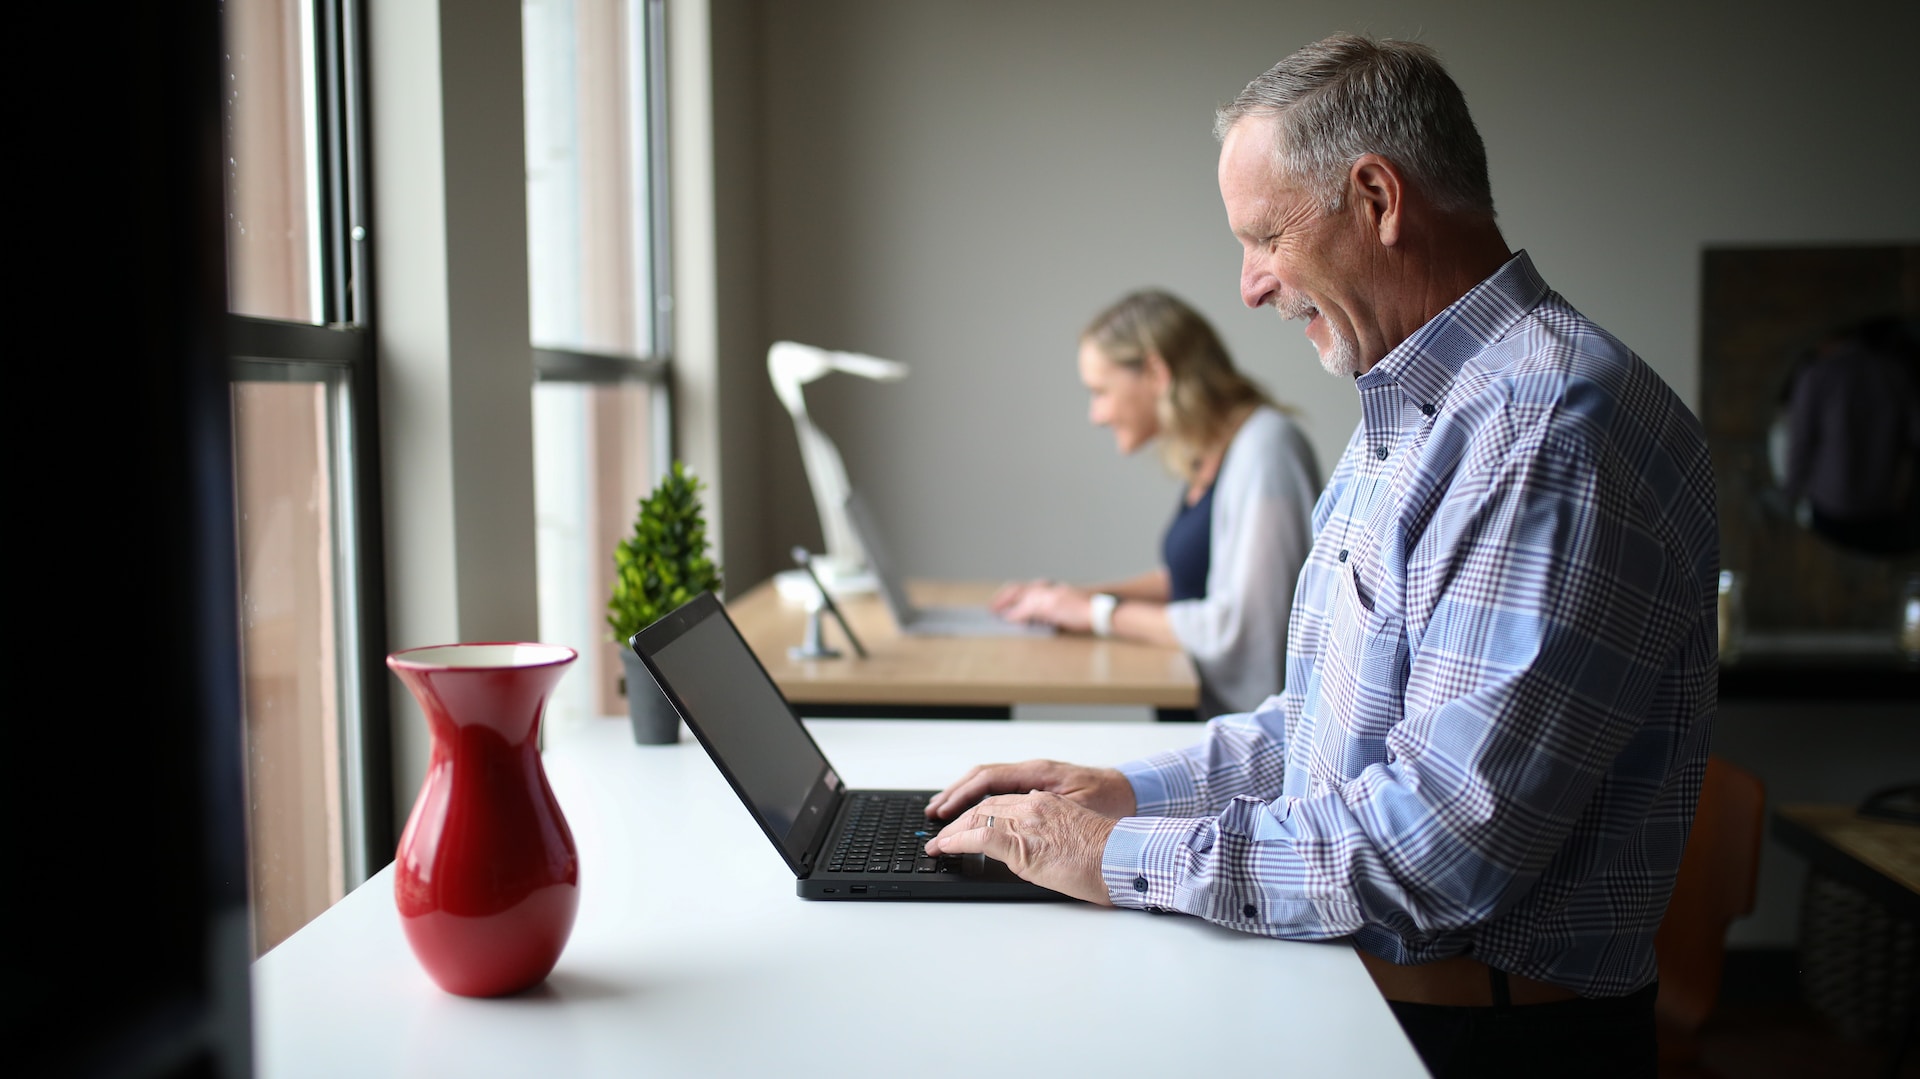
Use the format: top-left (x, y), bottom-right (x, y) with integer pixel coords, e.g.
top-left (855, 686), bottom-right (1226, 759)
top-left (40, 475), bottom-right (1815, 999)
top-left (607, 461), bottom-right (723, 743)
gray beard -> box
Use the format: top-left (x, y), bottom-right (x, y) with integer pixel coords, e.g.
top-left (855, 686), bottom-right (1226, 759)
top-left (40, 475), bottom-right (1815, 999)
top-left (1275, 292), bottom-right (1361, 378)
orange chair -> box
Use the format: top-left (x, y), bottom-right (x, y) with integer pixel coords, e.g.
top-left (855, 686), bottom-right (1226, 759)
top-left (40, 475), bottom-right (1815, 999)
top-left (1654, 756), bottom-right (1768, 1067)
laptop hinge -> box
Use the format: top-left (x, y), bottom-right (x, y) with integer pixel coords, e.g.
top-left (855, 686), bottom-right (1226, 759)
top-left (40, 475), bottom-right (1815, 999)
top-left (798, 788), bottom-right (847, 872)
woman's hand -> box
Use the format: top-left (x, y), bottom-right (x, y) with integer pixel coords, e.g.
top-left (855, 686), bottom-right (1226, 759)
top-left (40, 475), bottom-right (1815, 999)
top-left (995, 582), bottom-right (1096, 633)
top-left (990, 578), bottom-right (1053, 614)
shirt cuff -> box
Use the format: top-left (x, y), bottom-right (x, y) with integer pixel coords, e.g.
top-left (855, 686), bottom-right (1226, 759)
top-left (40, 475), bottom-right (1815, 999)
top-left (1101, 815), bottom-right (1203, 912)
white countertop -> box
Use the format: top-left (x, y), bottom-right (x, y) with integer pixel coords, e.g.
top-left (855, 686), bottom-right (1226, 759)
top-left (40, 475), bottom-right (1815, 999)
top-left (252, 718), bottom-right (1424, 1077)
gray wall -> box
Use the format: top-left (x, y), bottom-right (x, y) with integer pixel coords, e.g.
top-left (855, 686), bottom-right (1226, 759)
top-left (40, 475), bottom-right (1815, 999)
top-left (737, 0), bottom-right (1920, 589)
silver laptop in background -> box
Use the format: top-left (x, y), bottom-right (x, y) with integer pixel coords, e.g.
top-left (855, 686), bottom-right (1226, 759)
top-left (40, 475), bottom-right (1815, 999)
top-left (842, 490), bottom-right (1053, 638)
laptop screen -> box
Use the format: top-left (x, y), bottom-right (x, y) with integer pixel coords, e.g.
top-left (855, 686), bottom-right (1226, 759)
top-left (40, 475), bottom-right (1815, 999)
top-left (841, 489), bottom-right (916, 622)
top-left (640, 598), bottom-right (831, 846)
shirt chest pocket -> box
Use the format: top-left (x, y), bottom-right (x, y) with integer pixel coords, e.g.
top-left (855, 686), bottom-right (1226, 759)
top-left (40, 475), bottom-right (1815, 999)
top-left (1312, 561), bottom-right (1408, 785)
top-left (1325, 562), bottom-right (1371, 656)
top-left (1327, 559), bottom-right (1402, 665)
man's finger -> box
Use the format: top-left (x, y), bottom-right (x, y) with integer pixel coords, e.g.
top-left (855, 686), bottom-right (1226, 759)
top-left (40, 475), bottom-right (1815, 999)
top-left (924, 820), bottom-right (988, 857)
top-left (926, 765), bottom-right (996, 818)
top-left (928, 795), bottom-right (1024, 848)
top-left (925, 809), bottom-right (1005, 858)
top-left (925, 759), bottom-right (1088, 819)
top-left (926, 764), bottom-right (1033, 818)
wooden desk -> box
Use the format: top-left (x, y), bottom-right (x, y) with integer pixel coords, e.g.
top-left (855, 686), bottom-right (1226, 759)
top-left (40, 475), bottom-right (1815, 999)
top-left (252, 719), bottom-right (1424, 1077)
top-left (1773, 803), bottom-right (1920, 920)
top-left (1771, 803), bottom-right (1919, 1075)
top-left (726, 579), bottom-right (1198, 714)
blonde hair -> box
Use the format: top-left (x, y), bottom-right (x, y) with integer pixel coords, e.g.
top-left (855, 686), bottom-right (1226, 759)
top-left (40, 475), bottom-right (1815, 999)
top-left (1081, 289), bottom-right (1281, 478)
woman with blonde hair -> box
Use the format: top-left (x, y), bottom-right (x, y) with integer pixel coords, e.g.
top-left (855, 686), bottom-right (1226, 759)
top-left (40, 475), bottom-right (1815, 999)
top-left (994, 288), bottom-right (1320, 718)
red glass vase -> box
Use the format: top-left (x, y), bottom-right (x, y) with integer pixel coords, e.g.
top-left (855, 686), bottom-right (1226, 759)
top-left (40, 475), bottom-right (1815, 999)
top-left (386, 643), bottom-right (580, 997)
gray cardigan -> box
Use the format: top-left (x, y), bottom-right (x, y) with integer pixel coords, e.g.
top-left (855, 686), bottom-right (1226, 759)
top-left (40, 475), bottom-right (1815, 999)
top-left (1163, 406), bottom-right (1321, 716)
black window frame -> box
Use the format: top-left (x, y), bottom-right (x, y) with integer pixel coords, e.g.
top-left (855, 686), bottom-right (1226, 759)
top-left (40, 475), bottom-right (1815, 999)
top-left (226, 0), bottom-right (392, 884)
top-left (530, 0), bottom-right (676, 468)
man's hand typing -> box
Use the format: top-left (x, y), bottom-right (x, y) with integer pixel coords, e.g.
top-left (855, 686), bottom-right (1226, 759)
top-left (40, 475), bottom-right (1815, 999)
top-left (924, 759), bottom-right (1136, 821)
top-left (924, 791), bottom-right (1118, 905)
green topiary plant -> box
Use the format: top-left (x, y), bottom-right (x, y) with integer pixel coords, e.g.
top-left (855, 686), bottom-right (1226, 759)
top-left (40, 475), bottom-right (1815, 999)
top-left (607, 461), bottom-right (724, 643)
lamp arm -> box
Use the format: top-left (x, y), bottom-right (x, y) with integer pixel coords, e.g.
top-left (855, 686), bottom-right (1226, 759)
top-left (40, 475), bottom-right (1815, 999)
top-left (791, 416), bottom-right (863, 567)
top-left (824, 352), bottom-right (908, 382)
top-left (768, 340), bottom-right (907, 412)
top-left (766, 340), bottom-right (910, 572)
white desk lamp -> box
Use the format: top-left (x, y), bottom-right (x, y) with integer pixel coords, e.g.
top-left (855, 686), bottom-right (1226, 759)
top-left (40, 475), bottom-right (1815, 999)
top-left (768, 340), bottom-right (908, 596)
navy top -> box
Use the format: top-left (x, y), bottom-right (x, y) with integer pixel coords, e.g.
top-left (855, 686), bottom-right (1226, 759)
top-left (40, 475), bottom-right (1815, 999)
top-left (1162, 483), bottom-right (1215, 602)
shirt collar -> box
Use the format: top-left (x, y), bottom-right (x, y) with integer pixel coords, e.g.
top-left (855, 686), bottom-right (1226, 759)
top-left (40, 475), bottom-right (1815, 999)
top-left (1355, 250), bottom-right (1548, 409)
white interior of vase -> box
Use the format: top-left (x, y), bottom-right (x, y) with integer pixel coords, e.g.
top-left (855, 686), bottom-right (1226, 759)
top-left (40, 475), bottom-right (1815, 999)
top-left (391, 644), bottom-right (577, 669)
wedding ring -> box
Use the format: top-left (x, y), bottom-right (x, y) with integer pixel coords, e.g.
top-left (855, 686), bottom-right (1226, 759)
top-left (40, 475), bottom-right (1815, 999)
top-left (985, 815), bottom-right (996, 829)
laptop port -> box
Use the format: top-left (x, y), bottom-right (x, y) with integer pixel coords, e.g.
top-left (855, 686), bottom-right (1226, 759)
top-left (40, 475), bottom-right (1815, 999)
top-left (850, 885), bottom-right (868, 894)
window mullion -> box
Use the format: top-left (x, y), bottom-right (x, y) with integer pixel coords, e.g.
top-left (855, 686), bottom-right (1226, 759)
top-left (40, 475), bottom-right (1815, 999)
top-left (316, 0), bottom-right (350, 323)
top-left (230, 315), bottom-right (365, 366)
top-left (325, 372), bottom-right (370, 884)
top-left (534, 345), bottom-right (670, 384)
top-left (644, 0), bottom-right (673, 469)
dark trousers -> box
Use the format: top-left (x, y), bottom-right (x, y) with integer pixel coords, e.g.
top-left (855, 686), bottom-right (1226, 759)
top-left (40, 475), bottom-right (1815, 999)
top-left (1389, 980), bottom-right (1658, 1078)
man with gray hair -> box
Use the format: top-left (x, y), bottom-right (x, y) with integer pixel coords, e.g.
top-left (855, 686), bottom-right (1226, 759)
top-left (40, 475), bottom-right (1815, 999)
top-left (924, 33), bottom-right (1717, 1077)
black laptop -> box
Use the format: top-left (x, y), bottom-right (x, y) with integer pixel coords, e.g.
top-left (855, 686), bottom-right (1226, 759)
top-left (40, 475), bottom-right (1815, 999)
top-left (629, 591), bottom-right (1059, 900)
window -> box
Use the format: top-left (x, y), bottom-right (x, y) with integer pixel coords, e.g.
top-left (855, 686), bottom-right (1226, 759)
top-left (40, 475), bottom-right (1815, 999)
top-left (524, 0), bottom-right (674, 740)
top-left (224, 0), bottom-right (387, 955)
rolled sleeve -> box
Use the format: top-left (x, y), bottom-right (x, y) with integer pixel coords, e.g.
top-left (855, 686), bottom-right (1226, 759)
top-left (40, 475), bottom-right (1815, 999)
top-left (1116, 750), bottom-right (1202, 816)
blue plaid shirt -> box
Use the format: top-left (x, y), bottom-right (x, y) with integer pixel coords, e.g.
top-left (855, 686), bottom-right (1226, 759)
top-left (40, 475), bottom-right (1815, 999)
top-left (1101, 252), bottom-right (1718, 997)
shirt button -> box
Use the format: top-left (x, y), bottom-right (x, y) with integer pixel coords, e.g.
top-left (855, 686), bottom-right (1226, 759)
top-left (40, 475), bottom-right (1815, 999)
top-left (1375, 446), bottom-right (1389, 460)
top-left (1242, 904), bottom-right (1257, 918)
top-left (1338, 550), bottom-right (1349, 562)
top-left (1420, 402), bottom-right (1436, 416)
top-left (1133, 876), bottom-right (1148, 893)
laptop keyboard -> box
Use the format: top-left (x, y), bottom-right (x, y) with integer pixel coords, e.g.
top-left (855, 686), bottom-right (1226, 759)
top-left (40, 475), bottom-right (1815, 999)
top-left (824, 794), bottom-right (964, 876)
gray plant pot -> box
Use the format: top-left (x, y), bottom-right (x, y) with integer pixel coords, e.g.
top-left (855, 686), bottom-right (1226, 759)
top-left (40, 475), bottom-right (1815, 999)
top-left (617, 648), bottom-right (682, 745)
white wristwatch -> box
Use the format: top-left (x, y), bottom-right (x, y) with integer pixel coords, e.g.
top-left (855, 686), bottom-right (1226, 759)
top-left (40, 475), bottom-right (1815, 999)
top-left (1089, 593), bottom-right (1118, 637)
